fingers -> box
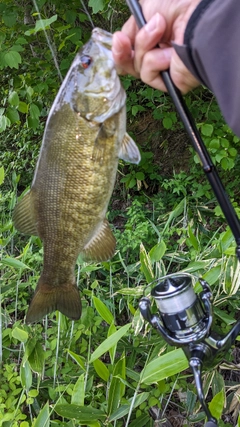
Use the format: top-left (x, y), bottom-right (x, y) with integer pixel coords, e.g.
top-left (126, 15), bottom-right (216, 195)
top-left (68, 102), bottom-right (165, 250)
top-left (112, 31), bottom-right (139, 78)
top-left (112, 13), bottom-right (168, 85)
top-left (139, 47), bottom-right (172, 91)
top-left (112, 8), bottom-right (201, 94)
top-left (133, 13), bottom-right (167, 72)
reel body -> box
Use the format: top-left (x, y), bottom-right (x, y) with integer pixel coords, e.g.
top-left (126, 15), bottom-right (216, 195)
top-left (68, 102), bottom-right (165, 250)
top-left (139, 275), bottom-right (240, 426)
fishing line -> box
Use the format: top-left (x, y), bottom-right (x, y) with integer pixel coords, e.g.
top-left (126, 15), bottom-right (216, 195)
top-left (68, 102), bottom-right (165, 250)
top-left (32, 0), bottom-right (63, 82)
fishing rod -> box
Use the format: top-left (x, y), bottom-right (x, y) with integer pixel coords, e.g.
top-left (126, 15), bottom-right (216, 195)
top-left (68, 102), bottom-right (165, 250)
top-left (124, 1), bottom-right (240, 426)
top-left (125, 0), bottom-right (240, 261)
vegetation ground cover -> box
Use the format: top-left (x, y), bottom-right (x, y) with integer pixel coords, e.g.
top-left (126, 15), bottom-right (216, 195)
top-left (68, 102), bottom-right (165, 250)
top-left (1, 1), bottom-right (240, 426)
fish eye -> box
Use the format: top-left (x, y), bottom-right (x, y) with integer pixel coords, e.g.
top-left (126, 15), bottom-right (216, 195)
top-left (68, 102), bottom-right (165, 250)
top-left (80, 55), bottom-right (92, 69)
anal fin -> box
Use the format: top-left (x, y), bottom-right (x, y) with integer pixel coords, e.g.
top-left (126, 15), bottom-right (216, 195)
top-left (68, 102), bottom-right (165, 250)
top-left (82, 219), bottom-right (116, 262)
top-left (13, 190), bottom-right (38, 236)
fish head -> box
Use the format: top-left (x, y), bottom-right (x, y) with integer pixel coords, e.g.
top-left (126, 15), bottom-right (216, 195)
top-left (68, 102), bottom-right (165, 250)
top-left (58, 28), bottom-right (126, 123)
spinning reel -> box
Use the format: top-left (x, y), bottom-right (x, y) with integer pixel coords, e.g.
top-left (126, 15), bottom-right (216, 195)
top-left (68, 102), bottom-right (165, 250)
top-left (139, 275), bottom-right (240, 426)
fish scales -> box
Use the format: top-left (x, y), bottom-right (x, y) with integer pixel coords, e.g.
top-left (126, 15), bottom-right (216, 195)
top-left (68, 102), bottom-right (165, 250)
top-left (13, 28), bottom-right (140, 323)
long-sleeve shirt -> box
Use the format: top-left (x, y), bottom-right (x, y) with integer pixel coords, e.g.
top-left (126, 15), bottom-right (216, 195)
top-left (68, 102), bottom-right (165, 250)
top-left (174, 0), bottom-right (240, 136)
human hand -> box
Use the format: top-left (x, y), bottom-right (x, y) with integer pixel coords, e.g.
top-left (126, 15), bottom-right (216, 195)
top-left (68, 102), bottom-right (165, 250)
top-left (112, 0), bottom-right (202, 94)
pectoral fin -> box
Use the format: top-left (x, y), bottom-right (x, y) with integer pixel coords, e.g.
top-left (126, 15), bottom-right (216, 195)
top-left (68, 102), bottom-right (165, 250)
top-left (119, 133), bottom-right (141, 164)
top-left (82, 219), bottom-right (116, 262)
top-left (13, 190), bottom-right (38, 236)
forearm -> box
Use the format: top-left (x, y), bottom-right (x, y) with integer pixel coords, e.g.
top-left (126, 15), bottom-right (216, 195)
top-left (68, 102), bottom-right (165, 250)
top-left (175, 0), bottom-right (240, 136)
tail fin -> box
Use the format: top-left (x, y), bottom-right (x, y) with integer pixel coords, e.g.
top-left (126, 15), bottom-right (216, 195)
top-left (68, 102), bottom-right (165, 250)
top-left (26, 278), bottom-right (81, 323)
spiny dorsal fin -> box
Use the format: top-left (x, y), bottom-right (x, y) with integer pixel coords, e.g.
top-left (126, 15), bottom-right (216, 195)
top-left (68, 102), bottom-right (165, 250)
top-left (82, 219), bottom-right (116, 262)
top-left (13, 190), bottom-right (38, 236)
top-left (119, 132), bottom-right (141, 164)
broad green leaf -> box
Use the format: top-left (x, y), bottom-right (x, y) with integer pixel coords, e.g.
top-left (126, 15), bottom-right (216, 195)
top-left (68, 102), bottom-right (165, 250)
top-left (186, 390), bottom-right (197, 414)
top-left (65, 10), bottom-right (77, 24)
top-left (71, 374), bottom-right (85, 405)
top-left (163, 117), bottom-right (172, 129)
top-left (67, 350), bottom-right (86, 370)
top-left (140, 243), bottom-right (154, 283)
top-left (20, 360), bottom-right (32, 390)
top-left (220, 138), bottom-right (229, 148)
top-left (212, 370), bottom-right (225, 396)
top-left (25, 15), bottom-right (58, 35)
top-left (30, 103), bottom-right (40, 120)
top-left (202, 265), bottom-right (221, 285)
top-left (208, 389), bottom-right (224, 420)
top-left (221, 157), bottom-right (229, 170)
top-left (201, 123), bottom-right (213, 136)
top-left (0, 166), bottom-right (4, 185)
top-left (93, 359), bottom-right (109, 382)
top-left (1, 257), bottom-right (30, 270)
top-left (4, 51), bottom-right (22, 69)
top-left (33, 401), bottom-right (49, 427)
top-left (18, 101), bottom-right (28, 113)
top-left (163, 198), bottom-right (185, 234)
top-left (213, 307), bottom-right (235, 325)
top-left (89, 0), bottom-right (104, 13)
top-left (28, 341), bottom-right (45, 373)
top-left (6, 106), bottom-right (20, 123)
top-left (220, 228), bottom-right (234, 253)
top-left (108, 321), bottom-right (117, 364)
top-left (229, 147), bottom-right (237, 156)
top-left (135, 171), bottom-right (145, 180)
top-left (22, 337), bottom-right (37, 366)
top-left (12, 327), bottom-right (28, 343)
top-left (27, 116), bottom-right (39, 130)
top-left (0, 115), bottom-right (10, 132)
top-left (3, 11), bottom-right (17, 27)
top-left (209, 138), bottom-right (220, 149)
top-left (128, 413), bottom-right (151, 427)
top-left (28, 389), bottom-right (39, 398)
top-left (149, 241), bottom-right (166, 262)
top-left (132, 105), bottom-right (140, 116)
top-left (140, 349), bottom-right (188, 385)
top-left (187, 225), bottom-right (199, 250)
top-left (54, 404), bottom-right (105, 421)
top-left (184, 260), bottom-right (210, 273)
top-left (89, 323), bottom-right (131, 363)
top-left (109, 392), bottom-right (149, 422)
top-left (8, 91), bottom-right (19, 106)
top-left (108, 354), bottom-right (126, 415)
top-left (93, 296), bottom-right (114, 325)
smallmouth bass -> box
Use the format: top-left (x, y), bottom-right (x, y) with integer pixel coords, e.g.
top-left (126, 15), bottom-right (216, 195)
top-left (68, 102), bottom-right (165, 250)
top-left (13, 28), bottom-right (140, 323)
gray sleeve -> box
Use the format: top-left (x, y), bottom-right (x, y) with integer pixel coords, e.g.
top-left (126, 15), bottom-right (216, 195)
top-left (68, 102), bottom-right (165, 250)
top-left (173, 0), bottom-right (240, 137)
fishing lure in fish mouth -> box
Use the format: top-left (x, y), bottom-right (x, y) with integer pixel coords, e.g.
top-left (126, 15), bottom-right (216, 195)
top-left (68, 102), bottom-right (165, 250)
top-left (13, 28), bottom-right (141, 323)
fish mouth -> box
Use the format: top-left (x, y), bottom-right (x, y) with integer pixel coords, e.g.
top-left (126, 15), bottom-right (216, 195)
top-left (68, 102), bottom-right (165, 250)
top-left (83, 28), bottom-right (126, 122)
top-left (91, 28), bottom-right (113, 50)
